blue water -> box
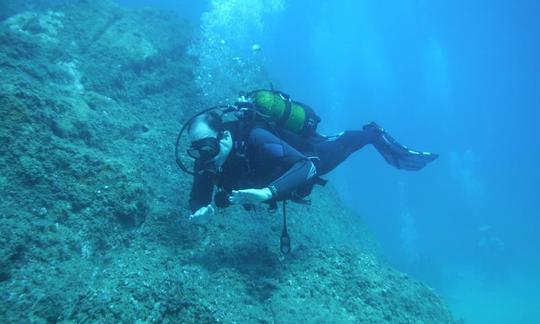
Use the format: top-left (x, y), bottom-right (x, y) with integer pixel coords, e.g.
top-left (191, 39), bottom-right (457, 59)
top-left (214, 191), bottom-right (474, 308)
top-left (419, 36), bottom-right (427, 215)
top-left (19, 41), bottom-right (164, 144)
top-left (124, 1), bottom-right (540, 322)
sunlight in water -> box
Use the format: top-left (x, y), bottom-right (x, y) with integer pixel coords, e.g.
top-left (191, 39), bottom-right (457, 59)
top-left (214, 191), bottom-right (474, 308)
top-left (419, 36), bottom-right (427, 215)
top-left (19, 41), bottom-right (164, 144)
top-left (189, 0), bottom-right (285, 103)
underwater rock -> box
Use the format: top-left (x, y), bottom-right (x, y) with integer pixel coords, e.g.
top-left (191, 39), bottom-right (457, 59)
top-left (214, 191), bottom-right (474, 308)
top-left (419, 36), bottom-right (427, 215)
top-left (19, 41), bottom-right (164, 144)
top-left (0, 0), bottom-right (70, 21)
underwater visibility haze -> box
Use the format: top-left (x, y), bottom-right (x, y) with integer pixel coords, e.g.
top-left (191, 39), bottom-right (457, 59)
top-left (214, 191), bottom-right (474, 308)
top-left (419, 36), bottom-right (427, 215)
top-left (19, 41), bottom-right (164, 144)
top-left (0, 0), bottom-right (539, 323)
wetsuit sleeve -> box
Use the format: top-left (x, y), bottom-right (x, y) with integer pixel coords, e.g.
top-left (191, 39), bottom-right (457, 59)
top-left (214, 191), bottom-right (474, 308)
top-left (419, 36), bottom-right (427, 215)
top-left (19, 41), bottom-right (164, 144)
top-left (189, 173), bottom-right (213, 213)
top-left (248, 127), bottom-right (317, 201)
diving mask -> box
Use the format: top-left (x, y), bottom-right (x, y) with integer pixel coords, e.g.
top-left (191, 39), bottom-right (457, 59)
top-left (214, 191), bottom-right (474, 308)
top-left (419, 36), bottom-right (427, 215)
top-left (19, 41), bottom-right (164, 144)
top-left (187, 134), bottom-right (222, 162)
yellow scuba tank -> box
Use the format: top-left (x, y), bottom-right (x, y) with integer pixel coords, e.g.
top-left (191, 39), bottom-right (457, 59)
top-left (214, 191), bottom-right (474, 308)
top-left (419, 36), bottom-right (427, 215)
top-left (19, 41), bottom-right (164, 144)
top-left (248, 90), bottom-right (320, 135)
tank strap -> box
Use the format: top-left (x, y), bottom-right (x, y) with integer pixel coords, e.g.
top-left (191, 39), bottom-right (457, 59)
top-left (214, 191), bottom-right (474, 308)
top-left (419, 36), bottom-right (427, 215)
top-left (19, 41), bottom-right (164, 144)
top-left (277, 93), bottom-right (292, 128)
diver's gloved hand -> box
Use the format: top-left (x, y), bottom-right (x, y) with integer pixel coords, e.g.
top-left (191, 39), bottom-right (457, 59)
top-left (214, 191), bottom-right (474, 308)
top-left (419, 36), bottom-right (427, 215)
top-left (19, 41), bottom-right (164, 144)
top-left (229, 188), bottom-right (273, 205)
top-left (189, 204), bottom-right (215, 220)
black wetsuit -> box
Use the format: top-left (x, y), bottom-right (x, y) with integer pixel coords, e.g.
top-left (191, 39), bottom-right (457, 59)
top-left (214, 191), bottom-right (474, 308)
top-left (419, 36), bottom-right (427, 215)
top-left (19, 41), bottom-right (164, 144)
top-left (189, 123), bottom-right (378, 213)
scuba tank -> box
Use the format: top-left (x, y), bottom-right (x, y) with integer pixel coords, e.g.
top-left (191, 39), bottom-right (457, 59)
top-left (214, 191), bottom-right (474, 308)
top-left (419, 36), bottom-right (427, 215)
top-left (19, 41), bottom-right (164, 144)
top-left (240, 90), bottom-right (321, 136)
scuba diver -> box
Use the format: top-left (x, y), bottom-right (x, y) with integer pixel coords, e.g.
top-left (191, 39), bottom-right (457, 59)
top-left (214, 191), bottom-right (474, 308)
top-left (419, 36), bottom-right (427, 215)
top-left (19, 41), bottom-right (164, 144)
top-left (175, 89), bottom-right (438, 253)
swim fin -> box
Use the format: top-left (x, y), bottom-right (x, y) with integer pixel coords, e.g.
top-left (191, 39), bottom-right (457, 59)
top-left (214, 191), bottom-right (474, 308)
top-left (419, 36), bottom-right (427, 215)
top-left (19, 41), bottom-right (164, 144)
top-left (363, 122), bottom-right (438, 171)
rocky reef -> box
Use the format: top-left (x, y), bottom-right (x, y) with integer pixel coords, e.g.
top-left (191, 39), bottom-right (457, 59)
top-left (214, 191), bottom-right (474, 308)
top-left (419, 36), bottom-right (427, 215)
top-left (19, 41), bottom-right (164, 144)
top-left (0, 1), bottom-right (455, 322)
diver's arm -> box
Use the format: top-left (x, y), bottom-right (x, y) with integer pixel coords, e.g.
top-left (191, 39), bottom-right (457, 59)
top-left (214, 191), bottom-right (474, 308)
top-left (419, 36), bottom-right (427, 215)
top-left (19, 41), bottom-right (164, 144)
top-left (267, 158), bottom-right (316, 200)
top-left (227, 161), bottom-right (315, 205)
top-left (189, 173), bottom-right (214, 214)
top-left (248, 127), bottom-right (317, 201)
top-left (229, 188), bottom-right (273, 205)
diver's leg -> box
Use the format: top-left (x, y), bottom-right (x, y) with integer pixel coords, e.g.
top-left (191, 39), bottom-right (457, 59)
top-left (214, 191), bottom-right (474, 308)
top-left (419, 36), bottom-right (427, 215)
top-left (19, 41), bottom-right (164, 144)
top-left (313, 122), bottom-right (439, 175)
top-left (313, 129), bottom-right (377, 175)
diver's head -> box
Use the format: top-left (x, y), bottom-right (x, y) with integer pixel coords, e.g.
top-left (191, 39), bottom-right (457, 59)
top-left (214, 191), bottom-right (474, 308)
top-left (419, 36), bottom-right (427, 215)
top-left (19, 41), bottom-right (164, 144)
top-left (187, 111), bottom-right (233, 167)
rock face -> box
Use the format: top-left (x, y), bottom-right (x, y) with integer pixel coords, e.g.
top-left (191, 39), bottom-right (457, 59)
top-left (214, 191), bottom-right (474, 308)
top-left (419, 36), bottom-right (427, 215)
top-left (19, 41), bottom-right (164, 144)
top-left (0, 1), bottom-right (455, 323)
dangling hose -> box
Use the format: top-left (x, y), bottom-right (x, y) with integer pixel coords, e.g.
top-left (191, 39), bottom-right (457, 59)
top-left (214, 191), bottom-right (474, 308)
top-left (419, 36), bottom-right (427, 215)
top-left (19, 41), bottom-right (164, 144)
top-left (280, 200), bottom-right (291, 254)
